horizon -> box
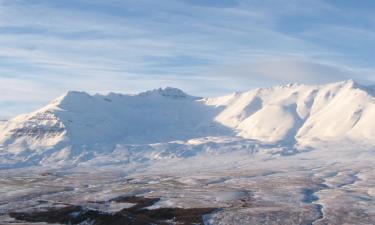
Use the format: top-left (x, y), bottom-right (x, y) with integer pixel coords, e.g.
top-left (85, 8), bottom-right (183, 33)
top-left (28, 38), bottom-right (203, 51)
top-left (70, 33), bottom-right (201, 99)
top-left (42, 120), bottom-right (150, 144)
top-left (1, 0), bottom-right (375, 118)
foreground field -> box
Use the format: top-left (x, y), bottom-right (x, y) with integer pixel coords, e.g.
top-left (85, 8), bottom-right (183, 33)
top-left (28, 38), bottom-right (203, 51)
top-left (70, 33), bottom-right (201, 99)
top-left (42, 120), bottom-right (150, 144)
top-left (1, 140), bottom-right (374, 225)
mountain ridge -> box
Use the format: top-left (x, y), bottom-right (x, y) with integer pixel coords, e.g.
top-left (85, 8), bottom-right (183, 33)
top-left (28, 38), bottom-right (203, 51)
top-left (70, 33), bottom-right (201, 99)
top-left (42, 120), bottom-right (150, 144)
top-left (1, 80), bottom-right (375, 167)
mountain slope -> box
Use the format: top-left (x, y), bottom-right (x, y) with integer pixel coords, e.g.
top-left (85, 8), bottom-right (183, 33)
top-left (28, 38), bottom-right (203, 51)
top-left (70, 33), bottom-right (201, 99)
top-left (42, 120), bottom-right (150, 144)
top-left (1, 80), bottom-right (375, 167)
top-left (206, 80), bottom-right (375, 145)
top-left (0, 88), bottom-right (230, 152)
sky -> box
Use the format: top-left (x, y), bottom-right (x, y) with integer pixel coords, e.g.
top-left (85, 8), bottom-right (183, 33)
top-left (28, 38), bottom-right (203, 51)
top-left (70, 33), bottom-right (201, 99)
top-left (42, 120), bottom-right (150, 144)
top-left (1, 0), bottom-right (375, 118)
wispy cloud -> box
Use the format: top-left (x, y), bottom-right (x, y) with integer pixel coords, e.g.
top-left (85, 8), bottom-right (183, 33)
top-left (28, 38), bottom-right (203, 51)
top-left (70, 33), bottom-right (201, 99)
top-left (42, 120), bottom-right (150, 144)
top-left (205, 58), bottom-right (375, 89)
top-left (0, 0), bottom-right (375, 118)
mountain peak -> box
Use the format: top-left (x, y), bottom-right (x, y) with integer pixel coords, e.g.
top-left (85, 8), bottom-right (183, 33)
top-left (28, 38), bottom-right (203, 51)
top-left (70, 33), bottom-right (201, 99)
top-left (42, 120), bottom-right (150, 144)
top-left (65, 90), bottom-right (90, 96)
top-left (50, 91), bottom-right (92, 108)
top-left (138, 87), bottom-right (198, 99)
top-left (340, 79), bottom-right (356, 87)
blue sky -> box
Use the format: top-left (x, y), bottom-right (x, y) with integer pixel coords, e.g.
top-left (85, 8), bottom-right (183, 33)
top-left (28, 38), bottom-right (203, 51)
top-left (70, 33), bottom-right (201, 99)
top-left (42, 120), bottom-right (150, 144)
top-left (1, 0), bottom-right (375, 118)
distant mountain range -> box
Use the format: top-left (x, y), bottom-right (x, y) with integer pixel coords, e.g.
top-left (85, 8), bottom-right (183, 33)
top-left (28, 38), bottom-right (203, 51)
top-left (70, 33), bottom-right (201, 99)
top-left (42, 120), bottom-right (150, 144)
top-left (1, 80), bottom-right (375, 168)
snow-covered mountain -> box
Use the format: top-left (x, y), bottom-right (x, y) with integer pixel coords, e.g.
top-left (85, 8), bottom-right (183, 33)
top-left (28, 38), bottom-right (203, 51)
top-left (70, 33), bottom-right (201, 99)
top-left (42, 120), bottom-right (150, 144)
top-left (1, 80), bottom-right (375, 167)
top-left (208, 79), bottom-right (375, 145)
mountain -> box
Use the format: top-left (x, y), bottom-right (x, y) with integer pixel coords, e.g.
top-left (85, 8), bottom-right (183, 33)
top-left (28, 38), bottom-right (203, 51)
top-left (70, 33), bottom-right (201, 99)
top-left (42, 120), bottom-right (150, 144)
top-left (1, 80), bottom-right (375, 167)
top-left (208, 79), bottom-right (375, 145)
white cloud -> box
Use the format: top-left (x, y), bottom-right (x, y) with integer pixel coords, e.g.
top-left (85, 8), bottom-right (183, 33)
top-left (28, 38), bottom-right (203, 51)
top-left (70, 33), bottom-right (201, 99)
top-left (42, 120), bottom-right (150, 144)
top-left (0, 0), bottom-right (375, 117)
top-left (204, 58), bottom-right (375, 90)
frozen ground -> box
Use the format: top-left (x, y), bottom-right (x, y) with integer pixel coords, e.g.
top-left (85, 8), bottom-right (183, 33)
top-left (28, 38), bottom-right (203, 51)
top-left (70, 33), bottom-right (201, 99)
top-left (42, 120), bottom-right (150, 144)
top-left (1, 139), bottom-right (375, 224)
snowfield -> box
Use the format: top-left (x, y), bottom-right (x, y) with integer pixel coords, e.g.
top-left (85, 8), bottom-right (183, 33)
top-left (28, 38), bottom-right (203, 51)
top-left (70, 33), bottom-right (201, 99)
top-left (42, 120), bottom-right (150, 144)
top-left (1, 80), bottom-right (375, 224)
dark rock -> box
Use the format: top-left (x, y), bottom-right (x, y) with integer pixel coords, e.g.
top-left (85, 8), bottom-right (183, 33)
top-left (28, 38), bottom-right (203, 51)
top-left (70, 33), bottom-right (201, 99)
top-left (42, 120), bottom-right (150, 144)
top-left (9, 196), bottom-right (217, 225)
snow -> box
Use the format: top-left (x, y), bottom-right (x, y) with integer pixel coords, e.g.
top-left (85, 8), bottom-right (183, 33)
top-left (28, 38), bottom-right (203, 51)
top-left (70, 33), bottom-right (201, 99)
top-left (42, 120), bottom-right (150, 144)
top-left (208, 80), bottom-right (375, 146)
top-left (2, 80), bottom-right (375, 168)
top-left (2, 139), bottom-right (374, 224)
top-left (2, 80), bottom-right (375, 224)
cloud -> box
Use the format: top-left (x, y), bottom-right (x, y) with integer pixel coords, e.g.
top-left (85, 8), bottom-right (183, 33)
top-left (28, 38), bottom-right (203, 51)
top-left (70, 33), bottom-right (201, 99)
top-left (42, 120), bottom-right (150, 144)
top-left (205, 58), bottom-right (375, 90)
top-left (181, 0), bottom-right (239, 8)
top-left (0, 0), bottom-right (375, 118)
